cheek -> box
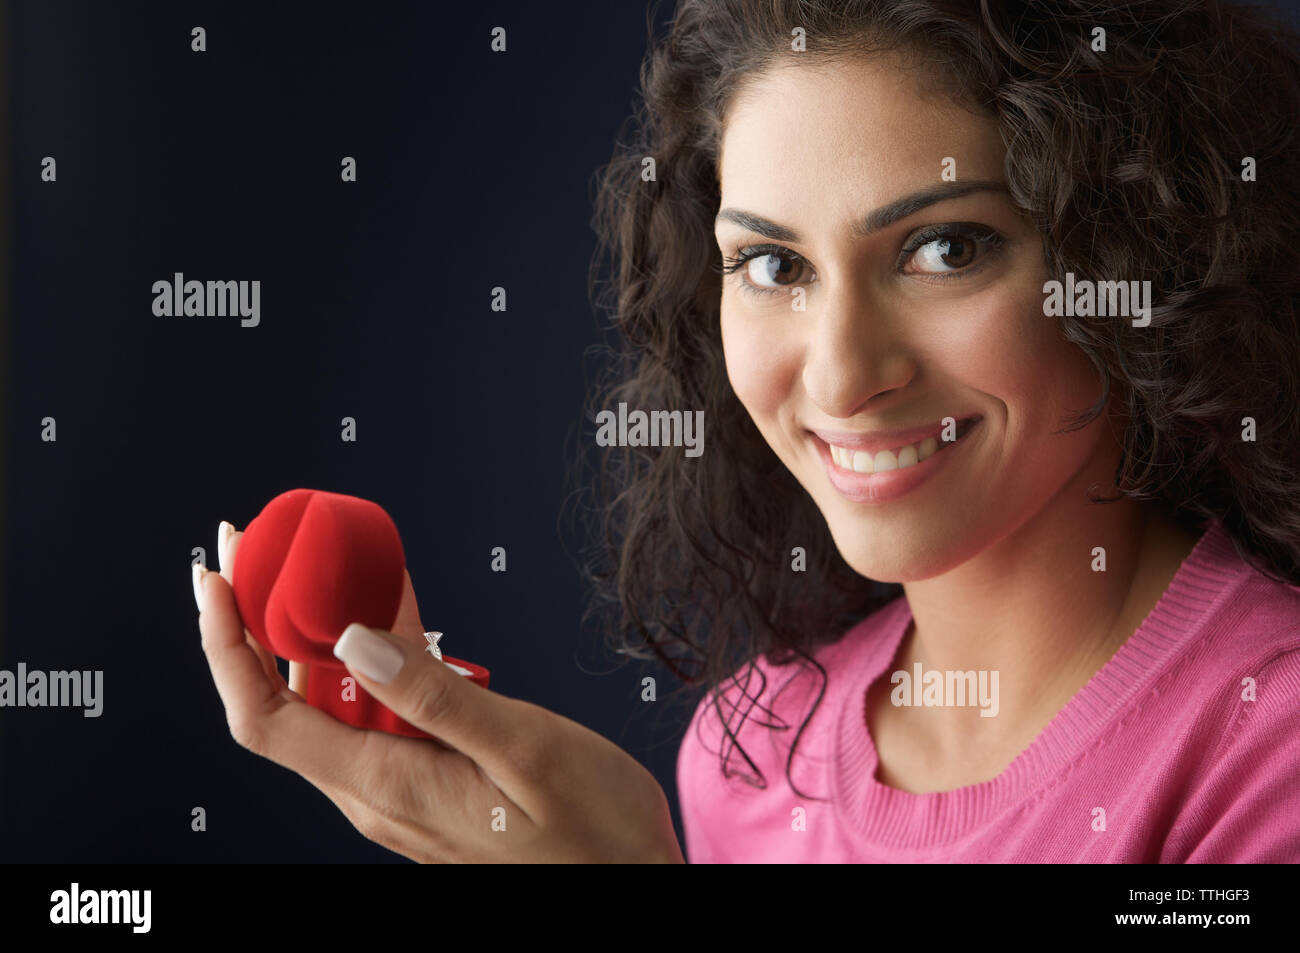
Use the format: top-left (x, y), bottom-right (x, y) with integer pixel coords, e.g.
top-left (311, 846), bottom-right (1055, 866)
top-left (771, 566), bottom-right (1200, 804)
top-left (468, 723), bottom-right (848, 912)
top-left (946, 279), bottom-right (1099, 424)
top-left (720, 303), bottom-right (800, 416)
top-left (949, 284), bottom-right (1106, 499)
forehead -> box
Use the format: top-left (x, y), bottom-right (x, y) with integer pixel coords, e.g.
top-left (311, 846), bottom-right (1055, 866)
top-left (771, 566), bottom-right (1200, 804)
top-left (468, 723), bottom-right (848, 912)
top-left (716, 55), bottom-right (1006, 220)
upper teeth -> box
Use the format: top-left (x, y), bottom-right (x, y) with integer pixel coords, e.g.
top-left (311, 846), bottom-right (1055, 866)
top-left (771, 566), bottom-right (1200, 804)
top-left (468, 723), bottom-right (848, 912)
top-left (829, 436), bottom-right (941, 473)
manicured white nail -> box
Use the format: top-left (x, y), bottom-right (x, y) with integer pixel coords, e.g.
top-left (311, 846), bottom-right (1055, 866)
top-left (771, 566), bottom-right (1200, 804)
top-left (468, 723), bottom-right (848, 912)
top-left (192, 562), bottom-right (207, 610)
top-left (334, 623), bottom-right (404, 684)
top-left (217, 521), bottom-right (235, 572)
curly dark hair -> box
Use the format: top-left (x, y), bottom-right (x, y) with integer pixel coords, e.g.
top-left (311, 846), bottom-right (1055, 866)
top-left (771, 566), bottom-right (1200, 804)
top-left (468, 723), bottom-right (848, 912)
top-left (576, 0), bottom-right (1300, 799)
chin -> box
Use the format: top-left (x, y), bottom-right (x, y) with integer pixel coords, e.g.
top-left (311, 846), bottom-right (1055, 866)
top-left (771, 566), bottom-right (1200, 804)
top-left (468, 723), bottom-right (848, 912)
top-left (823, 526), bottom-right (924, 583)
top-left (819, 502), bottom-right (987, 584)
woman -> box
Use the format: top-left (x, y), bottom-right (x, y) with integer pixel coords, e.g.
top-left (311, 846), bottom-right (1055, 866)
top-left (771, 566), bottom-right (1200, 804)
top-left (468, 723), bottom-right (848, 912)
top-left (196, 0), bottom-right (1300, 862)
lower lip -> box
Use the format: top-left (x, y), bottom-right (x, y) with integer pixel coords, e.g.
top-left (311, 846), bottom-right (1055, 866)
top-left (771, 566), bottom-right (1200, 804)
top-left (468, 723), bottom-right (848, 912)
top-left (815, 419), bottom-right (981, 504)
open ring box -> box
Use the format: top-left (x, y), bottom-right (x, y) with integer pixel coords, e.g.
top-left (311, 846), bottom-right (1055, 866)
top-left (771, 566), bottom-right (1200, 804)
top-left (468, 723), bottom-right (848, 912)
top-left (231, 488), bottom-right (490, 739)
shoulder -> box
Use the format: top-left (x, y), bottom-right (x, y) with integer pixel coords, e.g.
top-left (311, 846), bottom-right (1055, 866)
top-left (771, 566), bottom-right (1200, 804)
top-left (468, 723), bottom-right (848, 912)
top-left (1168, 558), bottom-right (1300, 781)
top-left (674, 598), bottom-right (907, 862)
top-left (676, 596), bottom-right (906, 792)
top-left (1209, 613), bottom-right (1300, 756)
top-left (1171, 590), bottom-right (1300, 861)
top-left (1197, 558), bottom-right (1300, 675)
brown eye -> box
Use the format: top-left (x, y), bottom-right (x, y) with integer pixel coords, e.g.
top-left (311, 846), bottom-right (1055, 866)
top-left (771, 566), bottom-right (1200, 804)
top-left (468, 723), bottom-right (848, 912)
top-left (900, 225), bottom-right (1004, 278)
top-left (911, 236), bottom-right (975, 272)
top-left (744, 251), bottom-right (808, 289)
top-left (720, 244), bottom-right (818, 297)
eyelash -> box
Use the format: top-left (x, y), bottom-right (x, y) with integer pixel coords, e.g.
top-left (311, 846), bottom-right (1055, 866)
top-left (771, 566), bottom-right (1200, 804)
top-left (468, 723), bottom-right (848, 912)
top-left (718, 223), bottom-right (1006, 298)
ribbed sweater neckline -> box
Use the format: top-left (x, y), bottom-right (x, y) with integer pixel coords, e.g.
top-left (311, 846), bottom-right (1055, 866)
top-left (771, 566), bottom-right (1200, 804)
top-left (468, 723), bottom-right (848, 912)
top-left (833, 517), bottom-right (1249, 850)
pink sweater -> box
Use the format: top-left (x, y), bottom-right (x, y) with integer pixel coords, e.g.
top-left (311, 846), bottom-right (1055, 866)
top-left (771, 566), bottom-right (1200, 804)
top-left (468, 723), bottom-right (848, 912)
top-left (677, 518), bottom-right (1300, 862)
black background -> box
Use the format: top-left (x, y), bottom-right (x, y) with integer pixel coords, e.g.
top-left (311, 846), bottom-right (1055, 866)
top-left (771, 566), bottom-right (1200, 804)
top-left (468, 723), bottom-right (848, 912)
top-left (1, 0), bottom-right (693, 862)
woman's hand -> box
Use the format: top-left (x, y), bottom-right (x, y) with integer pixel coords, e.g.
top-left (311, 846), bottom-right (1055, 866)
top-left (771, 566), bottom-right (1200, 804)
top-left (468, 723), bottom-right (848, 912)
top-left (194, 522), bottom-right (685, 863)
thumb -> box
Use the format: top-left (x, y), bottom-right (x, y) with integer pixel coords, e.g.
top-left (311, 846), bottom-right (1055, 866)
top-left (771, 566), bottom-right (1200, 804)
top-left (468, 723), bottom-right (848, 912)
top-left (333, 623), bottom-right (524, 782)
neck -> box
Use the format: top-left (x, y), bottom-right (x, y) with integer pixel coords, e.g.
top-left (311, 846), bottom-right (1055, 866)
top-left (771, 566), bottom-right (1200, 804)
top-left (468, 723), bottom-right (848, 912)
top-left (896, 460), bottom-right (1199, 753)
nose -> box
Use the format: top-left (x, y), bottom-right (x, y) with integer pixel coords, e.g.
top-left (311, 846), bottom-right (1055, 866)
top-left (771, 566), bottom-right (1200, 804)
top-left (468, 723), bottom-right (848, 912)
top-left (801, 279), bottom-right (914, 417)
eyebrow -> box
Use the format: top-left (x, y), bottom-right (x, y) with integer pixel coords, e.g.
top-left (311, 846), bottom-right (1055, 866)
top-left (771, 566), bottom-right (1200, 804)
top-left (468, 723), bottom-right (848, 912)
top-left (715, 181), bottom-right (1007, 243)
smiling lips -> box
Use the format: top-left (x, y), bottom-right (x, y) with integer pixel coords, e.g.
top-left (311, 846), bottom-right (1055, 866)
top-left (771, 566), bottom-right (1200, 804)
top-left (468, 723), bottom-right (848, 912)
top-left (816, 415), bottom-right (980, 475)
top-left (830, 438), bottom-right (935, 473)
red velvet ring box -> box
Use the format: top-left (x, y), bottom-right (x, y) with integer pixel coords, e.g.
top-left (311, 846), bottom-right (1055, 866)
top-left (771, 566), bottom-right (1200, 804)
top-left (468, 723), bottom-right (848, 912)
top-left (231, 488), bottom-right (489, 739)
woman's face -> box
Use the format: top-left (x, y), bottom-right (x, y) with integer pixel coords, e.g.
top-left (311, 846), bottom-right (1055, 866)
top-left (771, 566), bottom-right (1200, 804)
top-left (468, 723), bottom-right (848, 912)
top-left (715, 55), bottom-right (1115, 581)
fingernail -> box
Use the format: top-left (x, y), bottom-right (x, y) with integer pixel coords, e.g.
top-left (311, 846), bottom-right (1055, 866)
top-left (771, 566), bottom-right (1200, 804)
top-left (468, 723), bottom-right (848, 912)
top-left (217, 521), bottom-right (234, 572)
top-left (193, 562), bottom-right (207, 610)
top-left (334, 623), bottom-right (404, 684)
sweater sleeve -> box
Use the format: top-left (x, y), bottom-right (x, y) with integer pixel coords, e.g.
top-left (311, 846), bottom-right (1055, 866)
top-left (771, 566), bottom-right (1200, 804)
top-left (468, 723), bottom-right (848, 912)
top-left (1179, 642), bottom-right (1300, 863)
